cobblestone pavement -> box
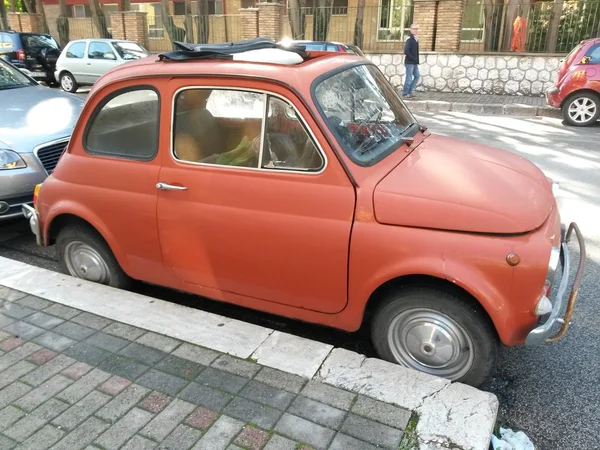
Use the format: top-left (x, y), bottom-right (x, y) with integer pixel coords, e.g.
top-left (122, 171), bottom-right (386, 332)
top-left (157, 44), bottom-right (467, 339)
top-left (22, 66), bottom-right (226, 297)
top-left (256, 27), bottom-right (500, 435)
top-left (405, 91), bottom-right (545, 106)
top-left (0, 287), bottom-right (414, 450)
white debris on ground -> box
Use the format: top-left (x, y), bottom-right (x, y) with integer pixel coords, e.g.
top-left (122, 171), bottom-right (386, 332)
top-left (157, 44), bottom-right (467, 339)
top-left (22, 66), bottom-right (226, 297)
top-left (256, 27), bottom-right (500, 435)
top-left (491, 428), bottom-right (535, 450)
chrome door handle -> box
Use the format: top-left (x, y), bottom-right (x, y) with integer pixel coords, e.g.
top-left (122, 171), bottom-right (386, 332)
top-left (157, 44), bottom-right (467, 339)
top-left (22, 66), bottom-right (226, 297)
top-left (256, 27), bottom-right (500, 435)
top-left (156, 182), bottom-right (187, 191)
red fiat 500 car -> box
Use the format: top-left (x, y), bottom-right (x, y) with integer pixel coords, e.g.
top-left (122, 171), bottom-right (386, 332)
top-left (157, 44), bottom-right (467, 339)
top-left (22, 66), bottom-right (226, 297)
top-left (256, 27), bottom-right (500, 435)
top-left (546, 38), bottom-right (600, 127)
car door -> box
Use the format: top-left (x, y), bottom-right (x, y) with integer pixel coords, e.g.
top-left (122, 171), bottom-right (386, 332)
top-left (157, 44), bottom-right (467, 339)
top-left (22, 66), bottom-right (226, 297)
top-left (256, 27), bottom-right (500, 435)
top-left (62, 41), bottom-right (90, 84)
top-left (156, 79), bottom-right (356, 314)
top-left (86, 41), bottom-right (120, 83)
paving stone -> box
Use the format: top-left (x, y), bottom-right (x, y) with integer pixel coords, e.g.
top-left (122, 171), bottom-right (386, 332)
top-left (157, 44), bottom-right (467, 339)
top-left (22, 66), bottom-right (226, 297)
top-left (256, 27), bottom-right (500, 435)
top-left (98, 376), bottom-right (132, 397)
top-left (224, 396), bottom-right (283, 430)
top-left (240, 381), bottom-right (295, 411)
top-left (95, 384), bottom-right (150, 423)
top-left (62, 362), bottom-right (93, 380)
top-left (0, 382), bottom-right (32, 409)
top-left (0, 342), bottom-right (41, 372)
top-left (0, 337), bottom-right (24, 352)
top-left (86, 332), bottom-right (130, 353)
top-left (0, 406), bottom-right (25, 432)
top-left (328, 433), bottom-right (380, 450)
top-left (159, 424), bottom-right (202, 450)
top-left (52, 416), bottom-right (110, 450)
top-left (275, 414), bottom-right (335, 450)
top-left (94, 408), bottom-right (153, 450)
top-left (53, 322), bottom-right (96, 341)
top-left (17, 375), bottom-right (72, 411)
top-left (119, 343), bottom-right (168, 365)
top-left (137, 369), bottom-right (189, 397)
top-left (56, 369), bottom-right (112, 404)
top-left (185, 407), bottom-right (218, 430)
top-left (0, 303), bottom-right (35, 319)
top-left (14, 296), bottom-right (52, 310)
top-left (0, 435), bottom-right (16, 450)
top-left (211, 355), bottom-right (260, 378)
top-left (16, 424), bottom-right (64, 450)
top-left (196, 367), bottom-right (248, 394)
top-left (23, 312), bottom-right (64, 330)
top-left (29, 398), bottom-right (70, 420)
top-left (340, 414), bottom-right (402, 449)
top-left (0, 361), bottom-right (36, 391)
top-left (43, 304), bottom-right (80, 320)
top-left (254, 367), bottom-right (307, 394)
top-left (288, 396), bottom-right (346, 430)
top-left (64, 342), bottom-right (111, 366)
top-left (0, 330), bottom-right (10, 342)
top-left (121, 435), bottom-right (157, 450)
top-left (351, 395), bottom-right (411, 429)
top-left (179, 382), bottom-right (233, 411)
top-left (4, 414), bottom-right (46, 442)
top-left (140, 398), bottom-right (196, 441)
top-left (155, 354), bottom-right (204, 381)
top-left (235, 426), bottom-right (270, 450)
top-left (26, 349), bottom-right (57, 365)
top-left (300, 381), bottom-right (355, 411)
top-left (136, 332), bottom-right (181, 353)
top-left (97, 354), bottom-right (150, 381)
top-left (0, 287), bottom-right (26, 301)
top-left (71, 312), bottom-right (112, 331)
top-left (193, 415), bottom-right (244, 450)
top-left (0, 313), bottom-right (16, 328)
top-left (263, 434), bottom-right (297, 450)
top-left (103, 322), bottom-right (146, 341)
top-left (2, 321), bottom-right (45, 340)
top-left (21, 354), bottom-right (76, 386)
top-left (227, 445), bottom-right (244, 450)
top-left (172, 343), bottom-right (219, 366)
top-left (31, 331), bottom-right (76, 352)
top-left (139, 391), bottom-right (172, 414)
top-left (53, 390), bottom-right (112, 430)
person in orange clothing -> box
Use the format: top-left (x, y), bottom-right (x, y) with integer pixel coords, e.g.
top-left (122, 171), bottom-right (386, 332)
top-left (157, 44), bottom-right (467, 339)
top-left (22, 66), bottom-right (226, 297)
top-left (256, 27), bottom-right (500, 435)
top-left (510, 15), bottom-right (528, 52)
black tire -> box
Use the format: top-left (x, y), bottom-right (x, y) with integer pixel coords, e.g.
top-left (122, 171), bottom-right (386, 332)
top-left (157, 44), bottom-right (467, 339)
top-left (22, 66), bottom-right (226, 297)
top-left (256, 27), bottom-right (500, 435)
top-left (56, 224), bottom-right (131, 289)
top-left (371, 287), bottom-right (498, 387)
top-left (561, 92), bottom-right (600, 127)
top-left (60, 72), bottom-right (78, 93)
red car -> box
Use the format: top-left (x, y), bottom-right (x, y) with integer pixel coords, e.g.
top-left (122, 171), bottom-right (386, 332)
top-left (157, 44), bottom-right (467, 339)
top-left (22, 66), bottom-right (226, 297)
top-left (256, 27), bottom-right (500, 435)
top-left (546, 38), bottom-right (600, 127)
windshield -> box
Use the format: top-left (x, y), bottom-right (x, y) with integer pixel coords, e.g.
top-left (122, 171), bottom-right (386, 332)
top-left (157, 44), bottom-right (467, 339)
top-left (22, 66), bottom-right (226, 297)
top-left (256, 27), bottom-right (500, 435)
top-left (113, 42), bottom-right (149, 60)
top-left (0, 59), bottom-right (35, 90)
top-left (314, 64), bottom-right (417, 166)
top-left (21, 34), bottom-right (59, 52)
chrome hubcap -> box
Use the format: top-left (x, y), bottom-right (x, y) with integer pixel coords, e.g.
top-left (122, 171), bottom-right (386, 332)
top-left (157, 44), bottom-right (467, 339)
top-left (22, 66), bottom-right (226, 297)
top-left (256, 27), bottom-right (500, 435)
top-left (64, 241), bottom-right (110, 284)
top-left (61, 76), bottom-right (73, 91)
top-left (388, 308), bottom-right (474, 380)
top-left (568, 97), bottom-right (597, 123)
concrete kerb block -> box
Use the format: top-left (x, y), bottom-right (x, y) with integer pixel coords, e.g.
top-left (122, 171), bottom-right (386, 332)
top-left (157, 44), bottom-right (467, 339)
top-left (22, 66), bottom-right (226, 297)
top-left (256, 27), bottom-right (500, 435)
top-left (481, 104), bottom-right (505, 115)
top-left (537, 106), bottom-right (562, 119)
top-left (426, 101), bottom-right (452, 112)
top-left (503, 104), bottom-right (537, 116)
top-left (406, 101), bottom-right (428, 112)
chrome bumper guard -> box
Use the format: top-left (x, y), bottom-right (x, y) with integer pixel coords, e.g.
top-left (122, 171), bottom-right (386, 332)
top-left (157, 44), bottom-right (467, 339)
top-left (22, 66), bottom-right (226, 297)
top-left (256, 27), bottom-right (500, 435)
top-left (22, 204), bottom-right (43, 247)
top-left (526, 222), bottom-right (586, 345)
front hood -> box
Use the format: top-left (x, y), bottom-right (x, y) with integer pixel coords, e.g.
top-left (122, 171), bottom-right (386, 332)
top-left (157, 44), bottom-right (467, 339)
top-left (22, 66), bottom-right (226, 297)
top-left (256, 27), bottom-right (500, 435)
top-left (374, 135), bottom-right (554, 234)
top-left (0, 85), bottom-right (84, 153)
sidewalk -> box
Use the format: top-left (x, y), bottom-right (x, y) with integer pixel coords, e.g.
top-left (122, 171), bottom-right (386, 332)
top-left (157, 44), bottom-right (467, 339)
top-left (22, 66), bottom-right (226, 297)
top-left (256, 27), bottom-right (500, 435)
top-left (0, 256), bottom-right (498, 450)
top-left (403, 91), bottom-right (561, 118)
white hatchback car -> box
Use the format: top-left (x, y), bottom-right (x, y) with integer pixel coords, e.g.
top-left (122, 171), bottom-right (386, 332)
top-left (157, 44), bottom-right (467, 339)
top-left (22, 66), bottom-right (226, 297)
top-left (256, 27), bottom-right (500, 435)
top-left (55, 39), bottom-right (150, 93)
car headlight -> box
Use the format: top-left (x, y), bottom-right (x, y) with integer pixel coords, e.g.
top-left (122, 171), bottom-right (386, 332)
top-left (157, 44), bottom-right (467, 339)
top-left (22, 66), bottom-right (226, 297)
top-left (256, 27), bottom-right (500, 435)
top-left (0, 149), bottom-right (27, 170)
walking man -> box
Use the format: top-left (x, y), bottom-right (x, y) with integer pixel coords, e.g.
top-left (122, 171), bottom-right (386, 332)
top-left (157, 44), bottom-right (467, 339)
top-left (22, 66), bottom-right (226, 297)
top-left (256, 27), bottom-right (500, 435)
top-left (402, 24), bottom-right (420, 98)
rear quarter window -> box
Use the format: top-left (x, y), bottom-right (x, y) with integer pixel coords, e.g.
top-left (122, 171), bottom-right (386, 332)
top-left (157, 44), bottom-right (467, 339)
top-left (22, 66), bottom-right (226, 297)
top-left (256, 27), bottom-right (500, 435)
top-left (0, 34), bottom-right (15, 51)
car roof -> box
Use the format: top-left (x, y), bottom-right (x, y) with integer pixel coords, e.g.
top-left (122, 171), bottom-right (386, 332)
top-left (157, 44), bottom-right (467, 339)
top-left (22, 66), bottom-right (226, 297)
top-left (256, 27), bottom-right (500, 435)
top-left (69, 38), bottom-right (132, 44)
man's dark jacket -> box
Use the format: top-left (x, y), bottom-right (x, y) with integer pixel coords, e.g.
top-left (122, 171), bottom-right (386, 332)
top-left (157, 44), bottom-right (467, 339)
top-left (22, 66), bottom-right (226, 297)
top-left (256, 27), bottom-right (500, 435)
top-left (404, 34), bottom-right (419, 65)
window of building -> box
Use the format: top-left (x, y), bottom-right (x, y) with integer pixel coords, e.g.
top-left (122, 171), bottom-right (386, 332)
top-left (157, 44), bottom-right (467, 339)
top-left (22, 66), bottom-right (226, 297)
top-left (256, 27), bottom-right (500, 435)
top-left (148, 3), bottom-right (164, 39)
top-left (378, 0), bottom-right (414, 41)
top-left (72, 4), bottom-right (91, 17)
top-left (85, 88), bottom-right (160, 160)
top-left (173, 0), bottom-right (224, 15)
top-left (461, 0), bottom-right (484, 42)
top-left (66, 41), bottom-right (86, 59)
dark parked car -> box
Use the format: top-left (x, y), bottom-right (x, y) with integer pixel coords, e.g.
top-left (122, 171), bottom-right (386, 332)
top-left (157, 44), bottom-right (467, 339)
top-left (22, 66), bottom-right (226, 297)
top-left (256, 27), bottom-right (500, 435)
top-left (0, 31), bottom-right (61, 85)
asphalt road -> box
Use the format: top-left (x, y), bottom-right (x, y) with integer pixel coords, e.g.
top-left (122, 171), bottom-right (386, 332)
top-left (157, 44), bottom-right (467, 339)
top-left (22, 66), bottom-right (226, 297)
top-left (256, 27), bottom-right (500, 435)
top-left (1, 111), bottom-right (599, 450)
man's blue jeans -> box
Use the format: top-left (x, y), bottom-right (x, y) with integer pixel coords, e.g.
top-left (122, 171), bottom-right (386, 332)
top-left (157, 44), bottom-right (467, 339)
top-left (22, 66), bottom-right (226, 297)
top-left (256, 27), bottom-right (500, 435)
top-left (402, 64), bottom-right (420, 96)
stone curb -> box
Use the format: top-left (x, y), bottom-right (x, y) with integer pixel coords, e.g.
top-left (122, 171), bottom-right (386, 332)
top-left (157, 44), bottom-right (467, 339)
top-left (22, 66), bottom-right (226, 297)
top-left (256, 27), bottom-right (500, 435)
top-left (405, 99), bottom-right (562, 118)
top-left (0, 256), bottom-right (498, 450)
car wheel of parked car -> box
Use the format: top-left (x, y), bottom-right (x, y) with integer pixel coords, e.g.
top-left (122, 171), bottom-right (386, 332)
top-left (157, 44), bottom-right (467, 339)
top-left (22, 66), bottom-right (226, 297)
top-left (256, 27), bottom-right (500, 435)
top-left (56, 224), bottom-right (131, 289)
top-left (60, 72), bottom-right (78, 93)
top-left (562, 92), bottom-right (600, 127)
top-left (371, 287), bottom-right (498, 387)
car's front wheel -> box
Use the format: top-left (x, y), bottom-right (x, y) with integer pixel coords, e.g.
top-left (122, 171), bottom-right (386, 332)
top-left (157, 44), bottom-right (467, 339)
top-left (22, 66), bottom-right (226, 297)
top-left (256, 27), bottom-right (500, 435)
top-left (371, 287), bottom-right (498, 387)
top-left (562, 92), bottom-right (600, 127)
top-left (60, 72), bottom-right (78, 93)
top-left (56, 224), bottom-right (130, 289)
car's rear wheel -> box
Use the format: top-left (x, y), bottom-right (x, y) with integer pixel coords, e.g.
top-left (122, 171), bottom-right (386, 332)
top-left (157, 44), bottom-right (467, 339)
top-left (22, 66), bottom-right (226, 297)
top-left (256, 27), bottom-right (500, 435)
top-left (56, 224), bottom-right (131, 289)
top-left (562, 92), bottom-right (600, 127)
top-left (371, 287), bottom-right (498, 387)
top-left (60, 72), bottom-right (78, 93)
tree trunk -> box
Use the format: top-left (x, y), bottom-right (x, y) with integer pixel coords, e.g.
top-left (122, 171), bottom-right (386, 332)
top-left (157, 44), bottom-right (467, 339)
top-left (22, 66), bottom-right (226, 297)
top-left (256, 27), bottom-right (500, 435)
top-left (546, 0), bottom-right (563, 53)
top-left (35, 0), bottom-right (49, 33)
top-left (313, 0), bottom-right (333, 41)
top-left (0, 1), bottom-right (8, 30)
top-left (483, 0), bottom-right (495, 51)
top-left (161, 0), bottom-right (186, 45)
top-left (22, 0), bottom-right (35, 14)
top-left (288, 0), bottom-right (305, 39)
top-left (196, 0), bottom-right (209, 43)
top-left (353, 0), bottom-right (365, 49)
top-left (57, 0), bottom-right (70, 47)
top-left (9, 0), bottom-right (16, 13)
top-left (121, 0), bottom-right (131, 11)
top-left (90, 0), bottom-right (110, 38)
top-left (184, 0), bottom-right (194, 43)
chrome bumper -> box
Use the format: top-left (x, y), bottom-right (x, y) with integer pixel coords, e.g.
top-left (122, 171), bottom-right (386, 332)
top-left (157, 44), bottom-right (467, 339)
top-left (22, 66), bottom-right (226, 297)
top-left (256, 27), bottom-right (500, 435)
top-left (22, 204), bottom-right (43, 247)
top-left (526, 222), bottom-right (586, 345)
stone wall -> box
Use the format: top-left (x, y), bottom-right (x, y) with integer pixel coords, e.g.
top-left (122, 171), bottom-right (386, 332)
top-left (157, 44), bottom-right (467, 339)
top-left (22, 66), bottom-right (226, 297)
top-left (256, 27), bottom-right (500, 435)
top-left (368, 53), bottom-right (562, 96)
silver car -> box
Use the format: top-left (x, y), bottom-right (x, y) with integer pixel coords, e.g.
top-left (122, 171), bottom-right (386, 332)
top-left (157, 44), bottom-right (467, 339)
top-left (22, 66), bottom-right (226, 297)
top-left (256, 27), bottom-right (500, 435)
top-left (0, 58), bottom-right (84, 221)
top-left (55, 39), bottom-right (150, 93)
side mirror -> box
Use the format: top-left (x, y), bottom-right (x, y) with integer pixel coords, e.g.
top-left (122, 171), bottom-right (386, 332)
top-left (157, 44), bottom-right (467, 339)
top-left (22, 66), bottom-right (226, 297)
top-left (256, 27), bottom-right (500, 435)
top-left (104, 52), bottom-right (117, 60)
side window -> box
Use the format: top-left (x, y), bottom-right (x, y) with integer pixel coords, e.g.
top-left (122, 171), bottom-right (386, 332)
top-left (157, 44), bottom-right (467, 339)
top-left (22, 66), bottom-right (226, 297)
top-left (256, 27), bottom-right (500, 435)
top-left (0, 34), bottom-right (13, 51)
top-left (66, 42), bottom-right (86, 59)
top-left (85, 88), bottom-right (159, 160)
top-left (587, 45), bottom-right (600, 64)
top-left (88, 42), bottom-right (116, 60)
